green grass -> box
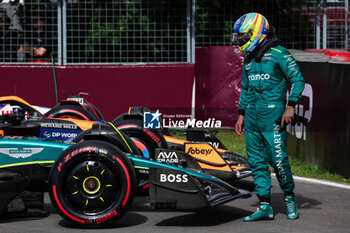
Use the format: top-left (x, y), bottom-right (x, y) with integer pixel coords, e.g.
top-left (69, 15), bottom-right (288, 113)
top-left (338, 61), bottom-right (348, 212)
top-left (171, 129), bottom-right (350, 185)
top-left (288, 157), bottom-right (350, 184)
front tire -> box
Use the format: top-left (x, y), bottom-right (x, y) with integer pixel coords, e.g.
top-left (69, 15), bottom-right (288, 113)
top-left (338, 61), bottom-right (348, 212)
top-left (48, 140), bottom-right (136, 227)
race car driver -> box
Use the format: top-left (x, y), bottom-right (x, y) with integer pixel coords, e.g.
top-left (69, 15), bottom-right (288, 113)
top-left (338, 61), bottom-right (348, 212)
top-left (233, 12), bottom-right (305, 221)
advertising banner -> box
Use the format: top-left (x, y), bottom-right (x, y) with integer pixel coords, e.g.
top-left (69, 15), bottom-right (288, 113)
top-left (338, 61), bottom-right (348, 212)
top-left (0, 64), bottom-right (195, 121)
top-left (195, 46), bottom-right (244, 127)
top-left (288, 61), bottom-right (350, 178)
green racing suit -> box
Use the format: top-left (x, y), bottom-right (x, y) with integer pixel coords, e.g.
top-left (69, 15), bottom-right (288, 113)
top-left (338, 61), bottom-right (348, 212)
top-left (238, 45), bottom-right (305, 201)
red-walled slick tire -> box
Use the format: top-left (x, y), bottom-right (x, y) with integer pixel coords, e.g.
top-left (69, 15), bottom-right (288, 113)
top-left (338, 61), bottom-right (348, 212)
top-left (48, 140), bottom-right (136, 227)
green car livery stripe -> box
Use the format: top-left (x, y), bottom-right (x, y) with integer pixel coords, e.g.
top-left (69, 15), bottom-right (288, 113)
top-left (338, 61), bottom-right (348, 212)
top-left (0, 160), bottom-right (55, 168)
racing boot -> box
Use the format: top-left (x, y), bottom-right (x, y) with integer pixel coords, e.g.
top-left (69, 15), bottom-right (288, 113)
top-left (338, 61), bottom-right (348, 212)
top-left (285, 193), bottom-right (299, 220)
top-left (243, 203), bottom-right (274, 221)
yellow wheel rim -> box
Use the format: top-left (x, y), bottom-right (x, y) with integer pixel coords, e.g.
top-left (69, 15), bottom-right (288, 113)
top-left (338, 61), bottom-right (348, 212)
top-left (83, 176), bottom-right (101, 194)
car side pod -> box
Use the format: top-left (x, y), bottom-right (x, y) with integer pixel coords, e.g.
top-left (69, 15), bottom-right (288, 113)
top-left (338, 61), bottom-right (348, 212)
top-left (148, 167), bottom-right (251, 210)
top-left (184, 143), bottom-right (249, 182)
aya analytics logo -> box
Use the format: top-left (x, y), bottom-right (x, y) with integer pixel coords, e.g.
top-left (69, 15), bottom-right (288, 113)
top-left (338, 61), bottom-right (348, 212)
top-left (157, 151), bottom-right (179, 163)
top-left (143, 110), bottom-right (161, 129)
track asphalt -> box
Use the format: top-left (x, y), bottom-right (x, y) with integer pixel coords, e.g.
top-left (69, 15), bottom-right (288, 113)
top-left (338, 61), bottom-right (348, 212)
top-left (1, 176), bottom-right (350, 233)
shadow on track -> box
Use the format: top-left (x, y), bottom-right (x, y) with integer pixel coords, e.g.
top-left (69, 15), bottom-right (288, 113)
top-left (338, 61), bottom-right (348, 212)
top-left (247, 192), bottom-right (322, 217)
top-left (58, 212), bottom-right (148, 229)
top-left (155, 205), bottom-right (251, 226)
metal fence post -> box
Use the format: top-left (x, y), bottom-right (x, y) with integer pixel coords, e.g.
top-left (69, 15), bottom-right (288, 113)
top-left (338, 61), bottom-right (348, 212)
top-left (57, 0), bottom-right (62, 65)
top-left (187, 0), bottom-right (196, 63)
top-left (316, 0), bottom-right (321, 49)
top-left (57, 0), bottom-right (66, 65)
top-left (187, 0), bottom-right (190, 62)
top-left (322, 0), bottom-right (327, 49)
top-left (191, 0), bottom-right (196, 63)
top-left (62, 0), bottom-right (67, 65)
top-left (346, 0), bottom-right (349, 51)
top-left (187, 0), bottom-right (196, 118)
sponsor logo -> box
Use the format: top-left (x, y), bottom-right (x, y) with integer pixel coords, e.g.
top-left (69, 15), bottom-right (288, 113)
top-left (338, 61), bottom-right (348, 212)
top-left (0, 104), bottom-right (14, 115)
top-left (273, 124), bottom-right (287, 183)
top-left (234, 16), bottom-right (244, 28)
top-left (261, 55), bottom-right (271, 61)
top-left (0, 148), bottom-right (44, 159)
top-left (286, 56), bottom-right (294, 62)
top-left (40, 128), bottom-right (81, 141)
top-left (58, 147), bottom-right (97, 172)
top-left (1, 136), bottom-right (24, 139)
top-left (160, 174), bottom-right (188, 183)
top-left (98, 148), bottom-right (108, 155)
top-left (186, 147), bottom-right (213, 156)
top-left (143, 129), bottom-right (160, 143)
top-left (144, 110), bottom-right (161, 129)
top-left (163, 118), bottom-right (221, 128)
top-left (96, 210), bottom-right (117, 224)
top-left (157, 151), bottom-right (179, 163)
top-left (138, 169), bottom-right (149, 174)
top-left (246, 43), bottom-right (257, 53)
top-left (40, 123), bottom-right (78, 129)
top-left (245, 62), bottom-right (252, 70)
top-left (145, 110), bottom-right (222, 129)
top-left (67, 97), bottom-right (85, 104)
top-left (208, 141), bottom-right (219, 148)
top-left (43, 131), bottom-right (51, 137)
top-left (287, 83), bottom-right (313, 141)
top-left (57, 132), bottom-right (78, 138)
top-left (248, 73), bottom-right (271, 81)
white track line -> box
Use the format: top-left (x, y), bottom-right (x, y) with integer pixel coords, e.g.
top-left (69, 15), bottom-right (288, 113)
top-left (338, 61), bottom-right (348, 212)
top-left (293, 176), bottom-right (350, 190)
top-left (271, 174), bottom-right (350, 190)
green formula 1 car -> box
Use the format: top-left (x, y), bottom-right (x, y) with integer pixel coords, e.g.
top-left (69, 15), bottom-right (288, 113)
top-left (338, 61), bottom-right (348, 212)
top-left (0, 112), bottom-right (250, 227)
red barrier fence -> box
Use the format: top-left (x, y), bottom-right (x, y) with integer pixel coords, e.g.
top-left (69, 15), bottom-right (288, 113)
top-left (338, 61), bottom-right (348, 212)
top-left (288, 61), bottom-right (350, 178)
top-left (0, 64), bottom-right (195, 121)
top-left (194, 46), bottom-right (244, 127)
top-left (305, 49), bottom-right (350, 62)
